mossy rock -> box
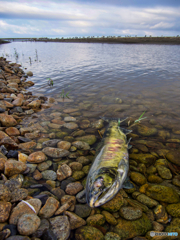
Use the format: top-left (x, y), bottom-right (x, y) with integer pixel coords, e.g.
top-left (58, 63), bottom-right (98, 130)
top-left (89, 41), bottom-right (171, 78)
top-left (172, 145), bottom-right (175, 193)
top-left (101, 211), bottom-right (117, 225)
top-left (166, 203), bottom-right (180, 217)
top-left (56, 132), bottom-right (68, 138)
top-left (75, 226), bottom-right (104, 240)
top-left (147, 174), bottom-right (163, 183)
top-left (72, 171), bottom-right (86, 180)
top-left (111, 213), bottom-right (152, 239)
top-left (165, 218), bottom-right (180, 237)
top-left (76, 135), bottom-right (97, 145)
top-left (166, 150), bottom-right (180, 166)
top-left (86, 214), bottom-right (105, 226)
top-left (145, 184), bottom-right (179, 203)
top-left (100, 192), bottom-right (124, 213)
top-left (137, 125), bottom-right (157, 136)
top-left (129, 154), bottom-right (156, 166)
top-left (130, 172), bottom-right (147, 185)
top-left (105, 232), bottom-right (121, 240)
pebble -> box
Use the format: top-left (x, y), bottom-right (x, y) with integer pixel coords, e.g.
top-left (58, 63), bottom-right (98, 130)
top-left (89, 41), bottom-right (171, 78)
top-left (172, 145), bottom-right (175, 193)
top-left (11, 188), bottom-right (28, 202)
top-left (74, 204), bottom-right (92, 218)
top-left (42, 139), bottom-right (60, 148)
top-left (75, 135), bottom-right (97, 145)
top-left (49, 216), bottom-right (70, 240)
top-left (42, 147), bottom-right (69, 158)
top-left (32, 218), bottom-right (50, 238)
top-left (153, 205), bottom-right (168, 224)
top-left (63, 122), bottom-right (78, 129)
top-left (57, 164), bottom-right (72, 181)
top-left (5, 127), bottom-right (20, 136)
top-left (64, 116), bottom-right (76, 122)
top-left (27, 151), bottom-right (47, 163)
top-left (101, 211), bottom-right (117, 225)
top-left (0, 201), bottom-right (12, 223)
top-left (41, 170), bottom-right (57, 181)
top-left (75, 226), bottom-right (104, 240)
top-left (0, 114), bottom-right (17, 127)
top-left (156, 165), bottom-right (172, 179)
top-left (65, 211), bottom-right (86, 230)
top-left (136, 194), bottom-right (159, 208)
top-left (39, 197), bottom-right (59, 218)
top-left (86, 214), bottom-right (105, 226)
top-left (17, 213), bottom-right (41, 235)
top-left (37, 161), bottom-right (52, 171)
top-left (4, 159), bottom-right (27, 177)
top-left (130, 172), bottom-right (147, 185)
top-left (65, 182), bottom-right (84, 195)
top-left (166, 202), bottom-right (180, 217)
top-left (57, 141), bottom-right (71, 150)
top-left (72, 141), bottom-right (90, 150)
top-left (105, 232), bottom-right (121, 240)
top-left (0, 184), bottom-right (11, 201)
top-left (119, 206), bottom-right (143, 220)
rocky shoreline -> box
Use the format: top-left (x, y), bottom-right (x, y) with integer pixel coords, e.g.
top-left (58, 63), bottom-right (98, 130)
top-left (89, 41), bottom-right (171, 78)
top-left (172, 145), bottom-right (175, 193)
top-left (0, 57), bottom-right (180, 240)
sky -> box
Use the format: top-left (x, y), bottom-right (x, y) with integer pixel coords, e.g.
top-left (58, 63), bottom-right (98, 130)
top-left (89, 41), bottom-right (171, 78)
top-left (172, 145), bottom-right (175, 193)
top-left (0, 0), bottom-right (180, 38)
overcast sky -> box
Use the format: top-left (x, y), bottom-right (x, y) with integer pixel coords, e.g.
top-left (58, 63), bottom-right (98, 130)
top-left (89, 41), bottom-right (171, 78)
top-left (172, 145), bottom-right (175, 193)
top-left (0, 0), bottom-right (180, 38)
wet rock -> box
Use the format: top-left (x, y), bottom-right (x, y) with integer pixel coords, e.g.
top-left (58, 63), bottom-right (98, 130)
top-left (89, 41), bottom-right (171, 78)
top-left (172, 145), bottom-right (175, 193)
top-left (100, 192), bottom-right (124, 213)
top-left (137, 125), bottom-right (157, 136)
top-left (55, 195), bottom-right (75, 215)
top-left (27, 71), bottom-right (33, 76)
top-left (12, 98), bottom-right (24, 107)
top-left (5, 127), bottom-right (20, 136)
top-left (2, 224), bottom-right (17, 237)
top-left (9, 199), bottom-right (42, 225)
top-left (65, 182), bottom-right (83, 195)
top-left (41, 170), bottom-right (57, 181)
top-left (0, 136), bottom-right (18, 149)
top-left (33, 169), bottom-right (42, 180)
top-left (76, 135), bottom-right (97, 145)
top-left (0, 158), bottom-right (6, 171)
top-left (166, 203), bottom-right (180, 217)
top-left (7, 150), bottom-right (18, 159)
top-left (56, 164), bottom-right (72, 181)
top-left (147, 175), bottom-right (163, 183)
top-left (0, 201), bottom-right (12, 222)
top-left (131, 155), bottom-right (156, 169)
top-left (11, 188), bottom-right (28, 202)
top-left (39, 197), bottom-right (59, 218)
top-left (75, 226), bottom-right (104, 240)
top-left (57, 141), bottom-right (71, 150)
top-left (166, 150), bottom-right (180, 166)
top-left (27, 151), bottom-right (47, 163)
top-left (130, 172), bottom-right (147, 185)
top-left (64, 116), bottom-right (76, 122)
top-left (102, 211), bottom-right (117, 225)
top-left (49, 215), bottom-right (70, 240)
top-left (152, 221), bottom-right (164, 232)
top-left (0, 131), bottom-right (8, 140)
top-left (5, 178), bottom-right (22, 191)
top-left (4, 160), bottom-right (27, 177)
top-left (72, 171), bottom-right (85, 180)
top-left (72, 141), bottom-right (90, 150)
top-left (28, 100), bottom-right (41, 108)
top-left (156, 165), bottom-right (172, 179)
top-left (37, 161), bottom-right (52, 171)
top-left (119, 206), bottom-right (142, 220)
top-left (51, 187), bottom-right (65, 201)
top-left (42, 139), bottom-right (60, 148)
top-left (105, 232), bottom-right (121, 240)
top-left (136, 194), bottom-right (159, 208)
top-left (63, 108), bottom-right (79, 113)
top-left (72, 130), bottom-right (85, 137)
top-left (17, 213), bottom-right (40, 235)
top-left (165, 218), bottom-right (180, 236)
top-left (146, 166), bottom-right (157, 175)
top-left (18, 141), bottom-right (36, 150)
top-left (63, 122), bottom-right (78, 129)
top-left (76, 190), bottom-right (86, 204)
top-left (154, 205), bottom-right (168, 224)
top-left (111, 213), bottom-right (152, 239)
top-left (65, 211), bottom-right (86, 229)
top-left (42, 147), bottom-right (69, 158)
top-left (61, 177), bottom-right (75, 191)
top-left (0, 114), bottom-right (17, 127)
top-left (69, 162), bottom-right (82, 171)
top-left (32, 218), bottom-right (50, 238)
top-left (74, 204), bottom-right (91, 218)
top-left (172, 176), bottom-right (180, 187)
top-left (91, 119), bottom-right (104, 129)
top-left (145, 184), bottom-right (179, 203)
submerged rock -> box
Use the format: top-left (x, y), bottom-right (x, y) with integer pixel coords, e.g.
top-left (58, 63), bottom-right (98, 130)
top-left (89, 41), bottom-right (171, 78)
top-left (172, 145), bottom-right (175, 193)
top-left (75, 226), bottom-right (104, 240)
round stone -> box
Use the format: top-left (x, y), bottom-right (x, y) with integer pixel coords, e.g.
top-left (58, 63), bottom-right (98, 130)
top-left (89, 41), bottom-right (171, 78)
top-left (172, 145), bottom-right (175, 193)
top-left (17, 213), bottom-right (40, 235)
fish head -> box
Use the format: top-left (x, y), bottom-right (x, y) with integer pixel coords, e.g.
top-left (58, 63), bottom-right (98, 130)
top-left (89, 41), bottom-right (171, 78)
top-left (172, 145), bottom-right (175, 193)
top-left (86, 169), bottom-right (117, 208)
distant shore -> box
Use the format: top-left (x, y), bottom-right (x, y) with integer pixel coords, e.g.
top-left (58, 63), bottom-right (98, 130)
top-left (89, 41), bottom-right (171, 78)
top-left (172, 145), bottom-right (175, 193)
top-left (0, 39), bottom-right (10, 44)
top-left (1, 36), bottom-right (180, 44)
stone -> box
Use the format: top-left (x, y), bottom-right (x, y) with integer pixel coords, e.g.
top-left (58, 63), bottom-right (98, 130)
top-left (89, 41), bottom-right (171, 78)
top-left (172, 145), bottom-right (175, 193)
top-left (9, 199), bottom-right (42, 225)
top-left (17, 213), bottom-right (41, 235)
top-left (145, 184), bottom-right (179, 203)
top-left (100, 192), bottom-right (124, 212)
top-left (0, 158), bottom-right (6, 171)
top-left (111, 213), bottom-right (152, 239)
top-left (65, 182), bottom-right (84, 195)
top-left (166, 151), bottom-right (180, 166)
top-left (33, 169), bottom-right (42, 180)
top-left (27, 151), bottom-right (47, 163)
top-left (65, 211), bottom-right (86, 229)
top-left (12, 98), bottom-right (24, 106)
top-left (5, 127), bottom-right (20, 136)
top-left (39, 197), bottom-right (59, 218)
top-left (72, 171), bottom-right (85, 180)
top-left (64, 116), bottom-right (76, 122)
top-left (63, 108), bottom-right (79, 113)
top-left (32, 218), bottom-right (50, 238)
top-left (156, 165), bottom-right (172, 179)
top-left (42, 147), bottom-right (69, 158)
top-left (56, 164), bottom-right (72, 181)
top-left (101, 211), bottom-right (117, 225)
top-left (63, 122), bottom-right (78, 129)
top-left (76, 135), bottom-right (97, 145)
top-left (26, 71), bottom-right (33, 76)
top-left (57, 141), bottom-right (71, 150)
top-left (19, 141), bottom-right (36, 150)
top-left (152, 221), bottom-right (164, 232)
top-left (41, 170), bottom-right (57, 181)
top-left (86, 214), bottom-right (106, 226)
top-left (0, 201), bottom-right (12, 222)
top-left (129, 154), bottom-right (156, 166)
top-left (69, 162), bottom-right (82, 171)
top-left (74, 204), bottom-right (91, 218)
top-left (105, 232), bottom-right (121, 240)
top-left (130, 172), bottom-right (147, 185)
top-left (137, 125), bottom-right (157, 136)
top-left (11, 188), bottom-right (28, 202)
top-left (119, 206), bottom-right (143, 220)
top-left (4, 160), bottom-right (27, 177)
top-left (154, 205), bottom-right (168, 224)
top-left (0, 114), bottom-right (17, 127)
top-left (51, 187), bottom-right (65, 201)
top-left (75, 226), bottom-right (104, 240)
top-left (0, 131), bottom-right (8, 140)
top-left (72, 141), bottom-right (90, 150)
top-left (28, 100), bottom-right (41, 108)
top-left (166, 203), bottom-right (180, 217)
top-left (18, 153), bottom-right (28, 163)
top-left (37, 161), bottom-right (52, 171)
top-left (49, 215), bottom-right (70, 240)
top-left (42, 139), bottom-right (60, 148)
top-left (165, 218), bottom-right (180, 236)
top-left (5, 178), bottom-right (22, 191)
top-left (136, 194), bottom-right (159, 208)
top-left (147, 174), bottom-right (163, 183)
top-left (0, 136), bottom-right (18, 149)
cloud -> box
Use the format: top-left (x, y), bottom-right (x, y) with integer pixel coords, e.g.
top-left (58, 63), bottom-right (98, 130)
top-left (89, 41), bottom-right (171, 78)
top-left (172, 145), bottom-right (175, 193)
top-left (0, 0), bottom-right (180, 37)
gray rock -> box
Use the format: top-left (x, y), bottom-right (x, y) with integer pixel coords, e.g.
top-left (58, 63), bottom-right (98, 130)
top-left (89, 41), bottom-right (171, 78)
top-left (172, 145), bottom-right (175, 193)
top-left (119, 206), bottom-right (142, 220)
top-left (42, 147), bottom-right (69, 158)
top-left (72, 141), bottom-right (90, 150)
top-left (75, 204), bottom-right (91, 218)
top-left (49, 216), bottom-right (70, 240)
top-left (41, 170), bottom-right (57, 181)
top-left (42, 139), bottom-right (60, 148)
top-left (17, 213), bottom-right (40, 235)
